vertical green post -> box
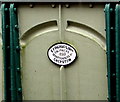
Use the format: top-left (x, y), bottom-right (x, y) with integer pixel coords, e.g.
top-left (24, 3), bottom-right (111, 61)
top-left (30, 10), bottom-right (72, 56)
top-left (105, 3), bottom-right (116, 102)
top-left (9, 4), bottom-right (17, 101)
top-left (115, 4), bottom-right (120, 102)
top-left (105, 4), bottom-right (111, 101)
top-left (9, 3), bottom-right (22, 101)
top-left (2, 3), bottom-right (22, 102)
top-left (1, 3), bottom-right (11, 102)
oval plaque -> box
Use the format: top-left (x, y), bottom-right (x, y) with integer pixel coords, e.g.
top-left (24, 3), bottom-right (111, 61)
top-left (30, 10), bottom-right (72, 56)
top-left (47, 43), bottom-right (77, 66)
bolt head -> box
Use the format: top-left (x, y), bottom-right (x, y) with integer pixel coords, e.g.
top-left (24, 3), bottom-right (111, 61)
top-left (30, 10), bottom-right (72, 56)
top-left (17, 68), bottom-right (20, 71)
top-left (112, 73), bottom-right (116, 77)
top-left (51, 4), bottom-right (56, 8)
top-left (110, 8), bottom-right (113, 12)
top-left (111, 50), bottom-right (114, 53)
top-left (89, 4), bottom-right (94, 8)
top-left (111, 27), bottom-right (114, 30)
top-left (18, 88), bottom-right (22, 92)
top-left (16, 46), bottom-right (20, 51)
top-left (5, 8), bottom-right (8, 11)
top-left (14, 8), bottom-right (17, 11)
top-left (6, 25), bottom-right (9, 29)
top-left (29, 4), bottom-right (34, 8)
top-left (65, 4), bottom-right (70, 8)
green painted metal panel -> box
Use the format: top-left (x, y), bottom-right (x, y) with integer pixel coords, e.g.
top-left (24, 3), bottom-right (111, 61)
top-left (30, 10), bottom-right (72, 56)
top-left (1, 3), bottom-right (11, 102)
top-left (105, 4), bottom-right (111, 101)
top-left (1, 3), bottom-right (22, 102)
top-left (9, 4), bottom-right (22, 101)
top-left (105, 3), bottom-right (116, 102)
top-left (115, 4), bottom-right (120, 102)
top-left (9, 4), bottom-right (17, 101)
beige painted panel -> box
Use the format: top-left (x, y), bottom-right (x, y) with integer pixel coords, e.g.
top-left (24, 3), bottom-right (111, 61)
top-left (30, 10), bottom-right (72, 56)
top-left (21, 30), bottom-right (61, 100)
top-left (63, 4), bottom-right (107, 99)
top-left (62, 3), bottom-right (106, 38)
top-left (18, 3), bottom-right (107, 100)
top-left (18, 4), bottom-right (59, 36)
top-left (65, 32), bottom-right (107, 100)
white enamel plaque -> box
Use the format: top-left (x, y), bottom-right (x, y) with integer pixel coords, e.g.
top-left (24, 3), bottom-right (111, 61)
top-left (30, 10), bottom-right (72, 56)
top-left (47, 43), bottom-right (77, 66)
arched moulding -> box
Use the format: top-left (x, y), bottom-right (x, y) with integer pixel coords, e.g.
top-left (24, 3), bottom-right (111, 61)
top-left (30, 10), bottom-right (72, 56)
top-left (66, 21), bottom-right (106, 51)
top-left (20, 20), bottom-right (58, 48)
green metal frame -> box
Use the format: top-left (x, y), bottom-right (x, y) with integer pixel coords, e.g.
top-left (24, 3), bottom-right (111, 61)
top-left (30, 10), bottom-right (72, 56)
top-left (115, 4), bottom-right (120, 102)
top-left (1, 3), bottom-right (11, 102)
top-left (2, 2), bottom-right (120, 102)
top-left (105, 3), bottom-right (116, 102)
top-left (1, 3), bottom-right (22, 102)
top-left (105, 3), bottom-right (120, 102)
top-left (9, 4), bottom-right (22, 101)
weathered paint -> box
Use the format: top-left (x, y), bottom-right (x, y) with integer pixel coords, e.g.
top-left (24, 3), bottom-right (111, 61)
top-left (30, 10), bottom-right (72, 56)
top-left (18, 3), bottom-right (107, 100)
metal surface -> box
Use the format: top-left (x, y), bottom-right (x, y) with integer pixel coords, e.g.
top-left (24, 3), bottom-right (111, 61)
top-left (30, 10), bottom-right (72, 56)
top-left (1, 3), bottom-right (10, 102)
top-left (9, 4), bottom-right (22, 101)
top-left (10, 4), bottom-right (17, 101)
top-left (105, 3), bottom-right (120, 102)
top-left (19, 3), bottom-right (107, 100)
top-left (1, 2), bottom-right (108, 101)
top-left (115, 4), bottom-right (120, 102)
top-left (105, 3), bottom-right (116, 102)
top-left (1, 3), bottom-right (22, 102)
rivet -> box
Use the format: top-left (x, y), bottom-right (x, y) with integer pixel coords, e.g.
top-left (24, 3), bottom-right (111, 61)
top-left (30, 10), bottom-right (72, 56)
top-left (15, 25), bottom-right (19, 29)
top-left (5, 8), bottom-right (8, 11)
top-left (14, 8), bottom-right (17, 11)
top-left (51, 4), bottom-right (56, 8)
top-left (110, 8), bottom-right (113, 12)
top-left (29, 4), bottom-right (34, 8)
top-left (18, 88), bottom-right (22, 92)
top-left (111, 27), bottom-right (114, 30)
top-left (65, 4), bottom-right (70, 8)
top-left (16, 46), bottom-right (20, 51)
top-left (111, 50), bottom-right (114, 53)
top-left (112, 73), bottom-right (116, 77)
top-left (17, 67), bottom-right (20, 72)
top-left (89, 3), bottom-right (94, 8)
top-left (6, 25), bottom-right (9, 29)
